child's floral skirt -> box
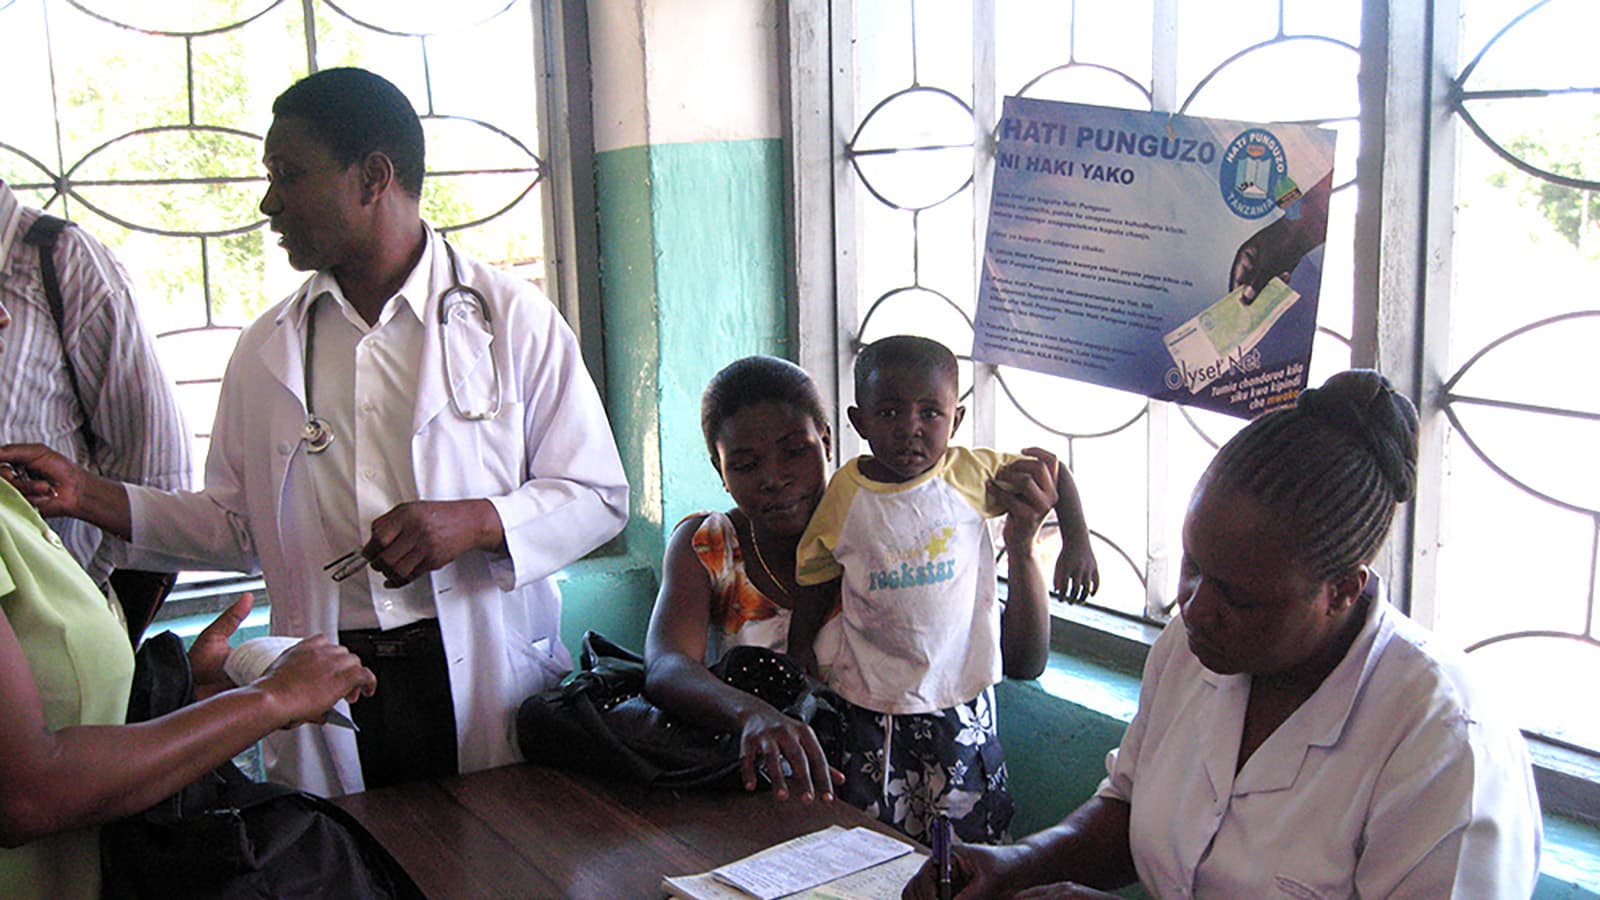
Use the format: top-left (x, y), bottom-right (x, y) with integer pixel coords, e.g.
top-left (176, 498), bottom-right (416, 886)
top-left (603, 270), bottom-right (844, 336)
top-left (833, 686), bottom-right (1013, 844)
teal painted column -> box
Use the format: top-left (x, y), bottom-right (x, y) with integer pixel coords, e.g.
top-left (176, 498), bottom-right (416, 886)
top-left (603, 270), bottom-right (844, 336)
top-left (587, 0), bottom-right (791, 582)
top-left (596, 138), bottom-right (790, 571)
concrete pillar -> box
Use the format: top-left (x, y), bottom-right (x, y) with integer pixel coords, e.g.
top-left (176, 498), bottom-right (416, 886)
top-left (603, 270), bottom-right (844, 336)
top-left (589, 0), bottom-right (791, 569)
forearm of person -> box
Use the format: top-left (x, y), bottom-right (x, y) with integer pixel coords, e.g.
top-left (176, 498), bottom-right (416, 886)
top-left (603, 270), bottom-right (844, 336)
top-left (783, 584), bottom-right (833, 671)
top-left (1008, 796), bottom-right (1139, 892)
top-left (75, 470), bottom-right (134, 541)
top-left (1052, 461), bottom-right (1091, 549)
top-left (1000, 532), bottom-right (1050, 679)
top-left (644, 650), bottom-right (788, 734)
top-left (491, 475), bottom-right (628, 587)
top-left (1, 686), bottom-right (288, 845)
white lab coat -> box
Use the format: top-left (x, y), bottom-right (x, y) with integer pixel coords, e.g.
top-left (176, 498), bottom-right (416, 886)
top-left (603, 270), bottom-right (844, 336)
top-left (124, 227), bottom-right (629, 795)
top-left (1099, 590), bottom-right (1543, 899)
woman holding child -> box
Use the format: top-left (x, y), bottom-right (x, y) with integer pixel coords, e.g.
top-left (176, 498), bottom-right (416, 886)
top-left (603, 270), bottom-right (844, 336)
top-left (646, 344), bottom-right (1099, 846)
top-left (903, 370), bottom-right (1543, 899)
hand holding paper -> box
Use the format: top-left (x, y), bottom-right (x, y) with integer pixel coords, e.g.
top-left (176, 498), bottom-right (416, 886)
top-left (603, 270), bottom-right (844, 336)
top-left (225, 636), bottom-right (368, 730)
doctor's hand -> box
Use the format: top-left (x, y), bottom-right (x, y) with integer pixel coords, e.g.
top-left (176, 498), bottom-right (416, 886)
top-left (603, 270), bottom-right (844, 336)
top-left (362, 499), bottom-right (506, 588)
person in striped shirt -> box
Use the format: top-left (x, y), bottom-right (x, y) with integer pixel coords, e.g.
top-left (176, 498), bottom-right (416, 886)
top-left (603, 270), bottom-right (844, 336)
top-left (0, 180), bottom-right (192, 596)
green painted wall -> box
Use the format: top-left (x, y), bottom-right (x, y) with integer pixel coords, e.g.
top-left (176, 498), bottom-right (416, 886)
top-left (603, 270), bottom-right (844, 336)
top-left (596, 137), bottom-right (789, 573)
top-left (652, 138), bottom-right (789, 531)
top-left (596, 145), bottom-right (664, 571)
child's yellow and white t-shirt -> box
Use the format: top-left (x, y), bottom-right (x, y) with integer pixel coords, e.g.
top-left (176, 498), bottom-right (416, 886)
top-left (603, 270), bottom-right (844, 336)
top-left (795, 447), bottom-right (1018, 715)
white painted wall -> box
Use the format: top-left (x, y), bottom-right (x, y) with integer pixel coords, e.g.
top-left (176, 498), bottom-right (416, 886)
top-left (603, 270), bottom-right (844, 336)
top-left (589, 0), bottom-right (782, 153)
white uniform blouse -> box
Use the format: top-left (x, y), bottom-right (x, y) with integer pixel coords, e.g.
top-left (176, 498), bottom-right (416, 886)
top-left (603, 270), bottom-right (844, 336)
top-left (120, 226), bottom-right (628, 795)
top-left (1098, 591), bottom-right (1542, 898)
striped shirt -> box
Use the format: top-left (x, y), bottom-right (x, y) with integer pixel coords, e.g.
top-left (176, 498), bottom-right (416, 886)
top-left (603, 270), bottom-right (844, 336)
top-left (0, 181), bottom-right (192, 589)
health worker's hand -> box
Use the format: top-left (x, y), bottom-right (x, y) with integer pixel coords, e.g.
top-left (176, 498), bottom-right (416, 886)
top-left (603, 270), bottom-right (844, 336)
top-left (0, 443), bottom-right (85, 518)
top-left (902, 842), bottom-right (1027, 900)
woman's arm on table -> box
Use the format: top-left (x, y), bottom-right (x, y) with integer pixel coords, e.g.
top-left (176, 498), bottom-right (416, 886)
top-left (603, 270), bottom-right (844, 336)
top-left (644, 517), bottom-right (839, 802)
top-left (0, 599), bottom-right (374, 847)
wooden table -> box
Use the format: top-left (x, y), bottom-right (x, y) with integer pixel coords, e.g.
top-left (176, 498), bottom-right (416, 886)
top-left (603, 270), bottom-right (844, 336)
top-left (334, 763), bottom-right (920, 899)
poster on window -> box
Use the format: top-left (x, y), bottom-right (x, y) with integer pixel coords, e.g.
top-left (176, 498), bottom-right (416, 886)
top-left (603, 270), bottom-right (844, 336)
top-left (972, 97), bottom-right (1336, 418)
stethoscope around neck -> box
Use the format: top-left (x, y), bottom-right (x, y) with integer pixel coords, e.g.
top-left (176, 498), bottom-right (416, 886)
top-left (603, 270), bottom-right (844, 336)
top-left (300, 239), bottom-right (502, 454)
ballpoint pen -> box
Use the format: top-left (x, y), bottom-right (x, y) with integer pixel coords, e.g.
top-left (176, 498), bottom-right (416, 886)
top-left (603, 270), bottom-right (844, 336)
top-left (932, 812), bottom-right (953, 900)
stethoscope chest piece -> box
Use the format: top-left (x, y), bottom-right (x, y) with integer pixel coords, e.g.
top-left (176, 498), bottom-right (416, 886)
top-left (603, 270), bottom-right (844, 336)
top-left (302, 415), bottom-right (335, 453)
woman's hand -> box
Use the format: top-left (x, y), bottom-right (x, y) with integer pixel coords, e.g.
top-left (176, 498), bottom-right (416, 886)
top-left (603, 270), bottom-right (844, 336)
top-left (736, 705), bottom-right (843, 803)
top-left (991, 449), bottom-right (1057, 553)
top-left (188, 594), bottom-right (255, 701)
top-left (0, 443), bottom-right (133, 538)
top-left (902, 842), bottom-right (1030, 899)
top-left (0, 444), bottom-right (84, 518)
top-left (256, 636), bottom-right (376, 728)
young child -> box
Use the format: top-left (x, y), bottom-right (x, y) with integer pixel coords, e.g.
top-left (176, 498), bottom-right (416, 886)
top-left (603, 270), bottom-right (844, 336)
top-left (795, 335), bottom-right (1097, 843)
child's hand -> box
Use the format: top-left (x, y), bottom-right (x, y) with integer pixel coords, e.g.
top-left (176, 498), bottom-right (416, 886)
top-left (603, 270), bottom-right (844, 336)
top-left (1054, 536), bottom-right (1099, 605)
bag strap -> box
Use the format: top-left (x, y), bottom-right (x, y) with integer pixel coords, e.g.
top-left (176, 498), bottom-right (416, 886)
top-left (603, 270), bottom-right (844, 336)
top-left (20, 214), bottom-right (98, 458)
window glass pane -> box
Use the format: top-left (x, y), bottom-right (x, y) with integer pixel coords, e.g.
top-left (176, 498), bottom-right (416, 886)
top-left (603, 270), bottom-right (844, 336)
top-left (1445, 0), bottom-right (1599, 751)
top-left (1459, 0), bottom-right (1600, 93)
top-left (0, 0), bottom-right (554, 471)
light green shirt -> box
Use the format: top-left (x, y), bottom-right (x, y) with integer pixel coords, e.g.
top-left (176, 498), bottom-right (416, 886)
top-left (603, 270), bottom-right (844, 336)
top-left (0, 481), bottom-right (133, 900)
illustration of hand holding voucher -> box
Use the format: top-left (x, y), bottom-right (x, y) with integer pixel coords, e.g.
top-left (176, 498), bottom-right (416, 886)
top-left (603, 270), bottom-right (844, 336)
top-left (1163, 276), bottom-right (1299, 394)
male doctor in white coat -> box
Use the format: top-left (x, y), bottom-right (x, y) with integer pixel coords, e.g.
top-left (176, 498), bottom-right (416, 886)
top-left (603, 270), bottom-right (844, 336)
top-left (0, 68), bottom-right (629, 796)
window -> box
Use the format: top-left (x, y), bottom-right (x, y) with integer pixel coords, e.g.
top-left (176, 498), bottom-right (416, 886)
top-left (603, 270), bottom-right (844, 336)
top-left (0, 0), bottom-right (592, 473)
top-left (798, 0), bottom-right (1359, 619)
top-left (791, 0), bottom-right (1598, 766)
top-left (1428, 0), bottom-right (1600, 757)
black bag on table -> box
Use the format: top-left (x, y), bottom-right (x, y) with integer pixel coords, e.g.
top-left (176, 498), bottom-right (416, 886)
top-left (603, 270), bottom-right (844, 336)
top-left (516, 630), bottom-right (842, 791)
top-left (100, 631), bottom-right (425, 900)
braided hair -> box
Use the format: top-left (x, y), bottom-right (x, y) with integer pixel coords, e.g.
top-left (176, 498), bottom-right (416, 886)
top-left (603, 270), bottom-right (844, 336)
top-left (701, 356), bottom-right (829, 462)
top-left (1203, 370), bottom-right (1419, 581)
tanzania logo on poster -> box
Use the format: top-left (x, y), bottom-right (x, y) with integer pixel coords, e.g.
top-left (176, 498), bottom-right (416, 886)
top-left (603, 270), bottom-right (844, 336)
top-left (972, 98), bottom-right (1336, 418)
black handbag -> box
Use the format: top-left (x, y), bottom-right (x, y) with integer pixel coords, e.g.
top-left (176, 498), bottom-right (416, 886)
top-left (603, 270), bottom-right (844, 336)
top-left (515, 631), bottom-right (842, 790)
top-left (100, 631), bottom-right (425, 900)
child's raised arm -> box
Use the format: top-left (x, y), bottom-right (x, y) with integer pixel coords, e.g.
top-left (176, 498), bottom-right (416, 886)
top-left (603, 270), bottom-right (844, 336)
top-left (1047, 454), bottom-right (1098, 605)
